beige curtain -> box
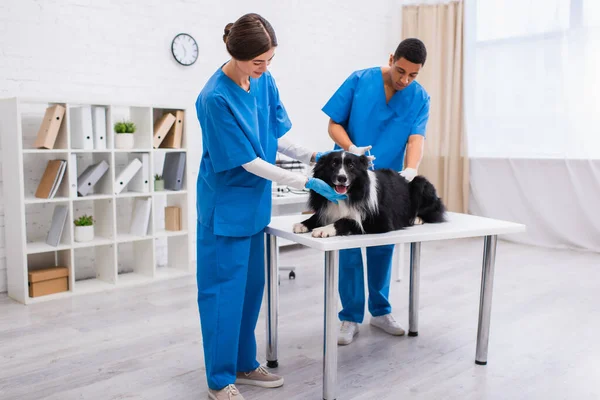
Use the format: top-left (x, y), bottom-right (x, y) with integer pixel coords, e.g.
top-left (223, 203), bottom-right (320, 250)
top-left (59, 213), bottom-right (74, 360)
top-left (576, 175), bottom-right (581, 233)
top-left (402, 1), bottom-right (468, 213)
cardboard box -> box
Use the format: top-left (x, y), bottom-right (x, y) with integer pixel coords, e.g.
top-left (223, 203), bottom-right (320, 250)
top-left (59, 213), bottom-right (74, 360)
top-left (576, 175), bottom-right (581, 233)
top-left (165, 206), bottom-right (181, 231)
top-left (28, 267), bottom-right (69, 298)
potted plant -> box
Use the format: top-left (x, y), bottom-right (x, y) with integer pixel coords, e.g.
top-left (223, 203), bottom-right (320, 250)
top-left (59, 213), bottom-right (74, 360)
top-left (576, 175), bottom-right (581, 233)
top-left (114, 120), bottom-right (136, 149)
top-left (154, 174), bottom-right (164, 191)
top-left (74, 214), bottom-right (94, 242)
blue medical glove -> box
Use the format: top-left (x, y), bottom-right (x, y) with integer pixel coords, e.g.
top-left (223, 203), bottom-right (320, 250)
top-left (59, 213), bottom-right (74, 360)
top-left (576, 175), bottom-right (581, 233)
top-left (305, 178), bottom-right (347, 204)
top-left (314, 150), bottom-right (339, 162)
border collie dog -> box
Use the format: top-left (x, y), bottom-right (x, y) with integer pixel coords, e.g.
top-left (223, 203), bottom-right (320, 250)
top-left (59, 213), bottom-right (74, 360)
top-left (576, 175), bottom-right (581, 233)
top-left (293, 151), bottom-right (446, 238)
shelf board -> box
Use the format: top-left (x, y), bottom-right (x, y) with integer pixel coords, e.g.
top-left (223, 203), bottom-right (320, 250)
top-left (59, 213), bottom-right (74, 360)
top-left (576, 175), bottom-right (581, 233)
top-left (155, 230), bottom-right (188, 238)
top-left (26, 290), bottom-right (74, 304)
top-left (116, 233), bottom-right (152, 243)
top-left (154, 148), bottom-right (187, 152)
top-left (24, 196), bottom-right (70, 204)
top-left (116, 272), bottom-right (153, 286)
top-left (152, 190), bottom-right (187, 196)
top-left (73, 194), bottom-right (113, 201)
top-left (22, 149), bottom-right (69, 154)
top-left (74, 278), bottom-right (115, 294)
top-left (116, 192), bottom-right (152, 198)
top-left (155, 267), bottom-right (192, 280)
top-left (114, 148), bottom-right (152, 153)
top-left (27, 241), bottom-right (71, 254)
top-left (71, 149), bottom-right (112, 153)
top-left (72, 236), bottom-right (114, 249)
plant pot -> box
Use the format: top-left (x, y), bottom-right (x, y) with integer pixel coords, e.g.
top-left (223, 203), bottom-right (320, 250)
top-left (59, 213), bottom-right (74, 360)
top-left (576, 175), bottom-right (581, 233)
top-left (75, 225), bottom-right (94, 242)
top-left (115, 133), bottom-right (134, 149)
top-left (154, 179), bottom-right (164, 192)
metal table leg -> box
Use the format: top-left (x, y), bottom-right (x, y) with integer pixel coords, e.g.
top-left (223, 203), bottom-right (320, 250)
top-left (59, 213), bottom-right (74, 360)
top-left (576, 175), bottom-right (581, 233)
top-left (408, 242), bottom-right (421, 336)
top-left (323, 250), bottom-right (339, 400)
top-left (265, 233), bottom-right (279, 368)
top-left (475, 235), bottom-right (498, 365)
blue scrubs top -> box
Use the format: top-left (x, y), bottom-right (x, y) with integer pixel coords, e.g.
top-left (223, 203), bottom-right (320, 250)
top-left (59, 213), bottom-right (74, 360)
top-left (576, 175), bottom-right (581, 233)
top-left (196, 68), bottom-right (292, 237)
top-left (322, 67), bottom-right (430, 170)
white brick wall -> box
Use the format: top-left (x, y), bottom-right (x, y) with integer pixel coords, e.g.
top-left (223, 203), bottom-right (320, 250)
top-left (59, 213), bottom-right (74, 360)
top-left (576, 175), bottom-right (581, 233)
top-left (0, 0), bottom-right (401, 292)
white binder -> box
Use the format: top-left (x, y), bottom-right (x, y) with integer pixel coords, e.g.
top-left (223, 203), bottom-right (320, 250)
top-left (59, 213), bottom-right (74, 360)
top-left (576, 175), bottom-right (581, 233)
top-left (70, 106), bottom-right (94, 150)
top-left (114, 158), bottom-right (142, 194)
top-left (129, 198), bottom-right (151, 236)
top-left (127, 153), bottom-right (150, 193)
top-left (68, 153), bottom-right (78, 198)
top-left (77, 160), bottom-right (109, 196)
top-left (91, 106), bottom-right (107, 150)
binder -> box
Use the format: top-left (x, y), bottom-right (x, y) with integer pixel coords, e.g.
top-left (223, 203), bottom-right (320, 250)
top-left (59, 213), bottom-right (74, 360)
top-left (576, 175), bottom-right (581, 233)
top-left (46, 205), bottom-right (68, 247)
top-left (114, 158), bottom-right (142, 194)
top-left (162, 152), bottom-right (186, 191)
top-left (68, 153), bottom-right (78, 198)
top-left (129, 198), bottom-right (151, 236)
top-left (77, 160), bottom-right (109, 196)
top-left (35, 159), bottom-right (67, 199)
top-left (127, 153), bottom-right (149, 193)
top-left (70, 106), bottom-right (94, 150)
top-left (165, 206), bottom-right (181, 231)
top-left (33, 104), bottom-right (66, 149)
top-left (160, 110), bottom-right (184, 148)
top-left (153, 113), bottom-right (176, 148)
top-left (91, 106), bottom-right (107, 150)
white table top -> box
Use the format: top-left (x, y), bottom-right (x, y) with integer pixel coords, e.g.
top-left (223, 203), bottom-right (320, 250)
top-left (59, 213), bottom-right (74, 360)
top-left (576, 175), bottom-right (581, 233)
top-left (266, 212), bottom-right (526, 251)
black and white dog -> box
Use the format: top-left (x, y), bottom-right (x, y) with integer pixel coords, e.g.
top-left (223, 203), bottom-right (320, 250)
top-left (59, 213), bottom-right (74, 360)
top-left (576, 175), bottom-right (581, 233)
top-left (293, 151), bottom-right (446, 238)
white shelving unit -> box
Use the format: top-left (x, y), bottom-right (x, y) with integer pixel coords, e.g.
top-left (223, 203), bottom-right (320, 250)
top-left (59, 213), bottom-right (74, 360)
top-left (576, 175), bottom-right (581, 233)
top-left (0, 97), bottom-right (194, 304)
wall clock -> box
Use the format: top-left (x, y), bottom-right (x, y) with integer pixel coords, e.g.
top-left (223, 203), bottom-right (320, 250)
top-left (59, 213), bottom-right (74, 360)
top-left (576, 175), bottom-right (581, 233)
top-left (171, 33), bottom-right (198, 66)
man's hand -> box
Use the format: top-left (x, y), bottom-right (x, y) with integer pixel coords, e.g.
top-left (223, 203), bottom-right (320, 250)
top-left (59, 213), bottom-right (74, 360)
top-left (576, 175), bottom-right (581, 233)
top-left (399, 168), bottom-right (418, 182)
top-left (348, 145), bottom-right (376, 167)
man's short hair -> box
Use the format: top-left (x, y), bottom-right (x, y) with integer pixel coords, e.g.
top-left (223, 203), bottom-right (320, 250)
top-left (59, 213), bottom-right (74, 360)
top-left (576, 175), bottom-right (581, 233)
top-left (393, 38), bottom-right (427, 66)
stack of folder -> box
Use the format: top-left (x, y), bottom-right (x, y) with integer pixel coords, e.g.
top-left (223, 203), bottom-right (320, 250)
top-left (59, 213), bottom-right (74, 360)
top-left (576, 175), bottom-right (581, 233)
top-left (130, 198), bottom-right (152, 236)
top-left (114, 154), bottom-right (150, 195)
top-left (153, 110), bottom-right (184, 149)
top-left (33, 105), bottom-right (66, 149)
top-left (35, 159), bottom-right (67, 199)
top-left (46, 205), bottom-right (68, 247)
top-left (76, 160), bottom-right (109, 197)
top-left (162, 152), bottom-right (186, 191)
top-left (70, 105), bottom-right (107, 150)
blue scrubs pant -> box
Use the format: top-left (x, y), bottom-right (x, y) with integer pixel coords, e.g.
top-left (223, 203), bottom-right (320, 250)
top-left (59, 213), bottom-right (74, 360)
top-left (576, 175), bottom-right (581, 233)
top-left (196, 222), bottom-right (264, 390)
top-left (338, 245), bottom-right (395, 323)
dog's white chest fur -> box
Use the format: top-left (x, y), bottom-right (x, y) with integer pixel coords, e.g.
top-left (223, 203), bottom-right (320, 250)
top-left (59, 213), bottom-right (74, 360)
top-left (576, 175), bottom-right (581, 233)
top-left (320, 201), bottom-right (365, 231)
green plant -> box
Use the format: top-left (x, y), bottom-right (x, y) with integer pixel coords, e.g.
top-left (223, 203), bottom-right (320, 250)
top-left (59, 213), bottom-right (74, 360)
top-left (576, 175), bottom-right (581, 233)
top-left (114, 120), bottom-right (136, 134)
top-left (74, 214), bottom-right (94, 226)
top-left (154, 174), bottom-right (163, 181)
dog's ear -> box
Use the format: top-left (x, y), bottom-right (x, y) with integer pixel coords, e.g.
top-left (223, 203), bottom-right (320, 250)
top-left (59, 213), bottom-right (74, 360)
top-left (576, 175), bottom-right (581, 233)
top-left (358, 155), bottom-right (369, 169)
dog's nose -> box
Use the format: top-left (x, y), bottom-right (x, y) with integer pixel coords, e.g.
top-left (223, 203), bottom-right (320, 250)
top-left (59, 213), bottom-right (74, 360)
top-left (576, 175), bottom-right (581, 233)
top-left (337, 175), bottom-right (347, 183)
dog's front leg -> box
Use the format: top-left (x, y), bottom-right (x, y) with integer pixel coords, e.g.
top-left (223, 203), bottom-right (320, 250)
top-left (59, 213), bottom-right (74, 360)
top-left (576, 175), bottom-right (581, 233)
top-left (312, 218), bottom-right (363, 238)
top-left (293, 213), bottom-right (321, 233)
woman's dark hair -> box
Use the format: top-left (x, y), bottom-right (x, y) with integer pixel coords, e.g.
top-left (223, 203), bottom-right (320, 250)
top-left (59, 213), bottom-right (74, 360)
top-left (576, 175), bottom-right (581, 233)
top-left (223, 13), bottom-right (277, 61)
top-left (393, 38), bottom-right (427, 66)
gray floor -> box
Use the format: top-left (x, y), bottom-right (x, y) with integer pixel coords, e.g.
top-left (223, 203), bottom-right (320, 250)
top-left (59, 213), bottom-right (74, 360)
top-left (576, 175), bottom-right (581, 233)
top-left (1, 238), bottom-right (599, 400)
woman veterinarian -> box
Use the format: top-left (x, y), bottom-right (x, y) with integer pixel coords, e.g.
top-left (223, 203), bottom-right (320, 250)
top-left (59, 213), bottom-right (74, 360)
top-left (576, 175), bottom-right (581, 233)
top-left (195, 13), bottom-right (346, 400)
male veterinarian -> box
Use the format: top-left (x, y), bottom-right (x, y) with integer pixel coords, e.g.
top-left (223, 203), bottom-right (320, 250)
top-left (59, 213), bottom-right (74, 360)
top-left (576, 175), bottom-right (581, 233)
top-left (322, 38), bottom-right (430, 345)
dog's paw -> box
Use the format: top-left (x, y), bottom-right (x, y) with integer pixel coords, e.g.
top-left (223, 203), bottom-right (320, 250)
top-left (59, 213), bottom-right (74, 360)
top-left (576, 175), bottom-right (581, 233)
top-left (293, 223), bottom-right (309, 233)
top-left (414, 216), bottom-right (424, 225)
top-left (312, 224), bottom-right (337, 238)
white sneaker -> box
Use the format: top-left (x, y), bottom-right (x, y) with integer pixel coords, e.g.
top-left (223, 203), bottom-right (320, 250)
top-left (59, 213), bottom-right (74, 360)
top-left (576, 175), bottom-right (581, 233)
top-left (370, 314), bottom-right (405, 336)
top-left (338, 321), bottom-right (359, 345)
top-left (208, 384), bottom-right (245, 400)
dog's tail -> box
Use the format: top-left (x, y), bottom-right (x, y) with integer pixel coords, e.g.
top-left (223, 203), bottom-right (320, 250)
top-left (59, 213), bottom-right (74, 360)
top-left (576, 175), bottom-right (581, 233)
top-left (409, 176), bottom-right (446, 223)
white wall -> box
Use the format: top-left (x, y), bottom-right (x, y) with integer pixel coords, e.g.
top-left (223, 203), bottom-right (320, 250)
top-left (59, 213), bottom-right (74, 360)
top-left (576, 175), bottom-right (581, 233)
top-left (0, 0), bottom-right (402, 292)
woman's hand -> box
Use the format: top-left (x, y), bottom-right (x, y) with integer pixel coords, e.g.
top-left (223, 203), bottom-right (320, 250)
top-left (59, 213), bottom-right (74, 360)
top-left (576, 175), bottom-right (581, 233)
top-left (305, 178), bottom-right (348, 204)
